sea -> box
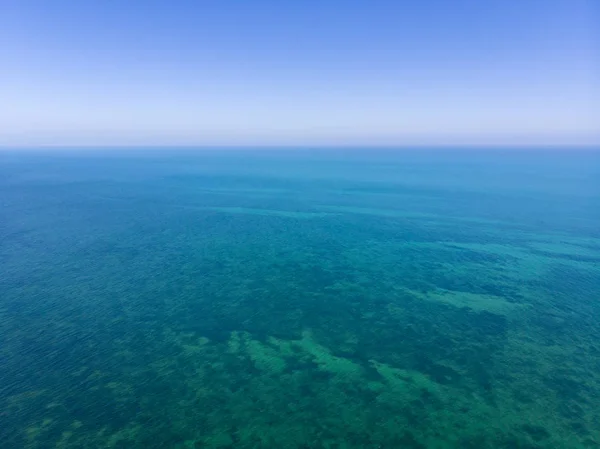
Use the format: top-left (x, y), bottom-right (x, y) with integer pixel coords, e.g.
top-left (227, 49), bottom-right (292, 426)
top-left (1, 148), bottom-right (599, 448)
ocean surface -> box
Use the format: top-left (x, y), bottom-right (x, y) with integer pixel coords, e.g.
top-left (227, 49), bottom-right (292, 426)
top-left (1, 148), bottom-right (599, 449)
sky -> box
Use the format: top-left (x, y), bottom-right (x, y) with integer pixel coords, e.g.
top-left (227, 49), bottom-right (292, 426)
top-left (0, 0), bottom-right (598, 147)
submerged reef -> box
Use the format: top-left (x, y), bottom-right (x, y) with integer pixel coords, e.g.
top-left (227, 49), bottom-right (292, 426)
top-left (1, 152), bottom-right (599, 448)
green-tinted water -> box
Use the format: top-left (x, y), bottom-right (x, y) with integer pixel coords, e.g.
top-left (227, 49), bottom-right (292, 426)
top-left (1, 149), bottom-right (599, 448)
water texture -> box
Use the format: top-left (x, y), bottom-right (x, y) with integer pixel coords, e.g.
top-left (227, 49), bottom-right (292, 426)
top-left (1, 149), bottom-right (599, 448)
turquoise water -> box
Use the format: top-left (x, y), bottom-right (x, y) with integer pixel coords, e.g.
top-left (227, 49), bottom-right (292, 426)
top-left (1, 149), bottom-right (599, 448)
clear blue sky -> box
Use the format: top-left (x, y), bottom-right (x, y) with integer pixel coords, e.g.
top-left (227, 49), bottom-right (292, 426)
top-left (1, 0), bottom-right (598, 146)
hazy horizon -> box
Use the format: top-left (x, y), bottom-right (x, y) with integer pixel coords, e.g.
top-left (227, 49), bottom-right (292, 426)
top-left (1, 0), bottom-right (598, 147)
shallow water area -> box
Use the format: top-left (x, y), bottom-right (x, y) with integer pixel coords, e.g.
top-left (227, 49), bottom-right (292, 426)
top-left (1, 148), bottom-right (599, 448)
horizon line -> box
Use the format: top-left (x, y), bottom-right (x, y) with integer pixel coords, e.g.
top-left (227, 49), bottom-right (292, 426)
top-left (1, 143), bottom-right (599, 151)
